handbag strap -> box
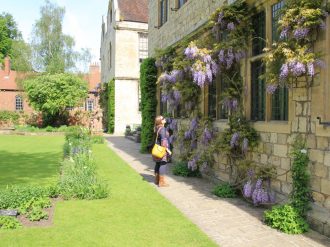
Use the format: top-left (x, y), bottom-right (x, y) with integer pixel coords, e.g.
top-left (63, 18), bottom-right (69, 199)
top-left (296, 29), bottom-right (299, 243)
top-left (155, 127), bottom-right (162, 144)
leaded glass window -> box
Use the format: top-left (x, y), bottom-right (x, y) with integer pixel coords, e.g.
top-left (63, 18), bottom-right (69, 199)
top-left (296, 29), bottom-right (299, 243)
top-left (252, 11), bottom-right (266, 56)
top-left (272, 1), bottom-right (285, 42)
top-left (15, 95), bottom-right (23, 111)
top-left (251, 61), bottom-right (265, 121)
top-left (160, 0), bottom-right (168, 26)
top-left (139, 33), bottom-right (148, 63)
top-left (208, 82), bottom-right (217, 119)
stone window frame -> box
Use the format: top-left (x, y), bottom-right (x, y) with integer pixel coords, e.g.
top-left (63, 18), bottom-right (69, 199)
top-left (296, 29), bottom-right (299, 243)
top-left (158, 0), bottom-right (169, 27)
top-left (86, 99), bottom-right (94, 112)
top-left (176, 0), bottom-right (188, 9)
top-left (15, 95), bottom-right (23, 111)
top-left (245, 0), bottom-right (292, 129)
top-left (138, 32), bottom-right (148, 63)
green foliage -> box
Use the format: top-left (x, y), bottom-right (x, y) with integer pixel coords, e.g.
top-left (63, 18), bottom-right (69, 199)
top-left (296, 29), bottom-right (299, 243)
top-left (172, 161), bottom-right (202, 178)
top-left (99, 82), bottom-right (109, 131)
top-left (140, 58), bottom-right (157, 153)
top-left (10, 39), bottom-right (32, 72)
top-left (107, 79), bottom-right (115, 133)
top-left (0, 111), bottom-right (20, 123)
top-left (27, 207), bottom-right (48, 221)
top-left (290, 136), bottom-right (311, 217)
top-left (30, 0), bottom-right (77, 73)
top-left (264, 204), bottom-right (309, 234)
top-left (23, 73), bottom-right (88, 126)
top-left (18, 197), bottom-right (51, 214)
top-left (0, 216), bottom-right (22, 230)
top-left (58, 153), bottom-right (108, 200)
top-left (15, 125), bottom-right (70, 132)
top-left (91, 135), bottom-right (104, 144)
top-left (0, 185), bottom-right (57, 210)
top-left (212, 183), bottom-right (236, 198)
top-left (63, 126), bottom-right (91, 157)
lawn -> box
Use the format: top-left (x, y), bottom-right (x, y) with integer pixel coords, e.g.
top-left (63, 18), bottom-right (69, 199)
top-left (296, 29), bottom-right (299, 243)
top-left (0, 135), bottom-right (64, 188)
top-left (0, 136), bottom-right (217, 247)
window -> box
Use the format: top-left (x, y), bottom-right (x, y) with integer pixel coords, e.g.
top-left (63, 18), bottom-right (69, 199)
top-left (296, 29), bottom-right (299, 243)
top-left (218, 77), bottom-right (228, 119)
top-left (271, 1), bottom-right (288, 120)
top-left (138, 33), bottom-right (148, 63)
top-left (251, 61), bottom-right (265, 121)
top-left (160, 0), bottom-right (168, 26)
top-left (178, 0), bottom-right (188, 8)
top-left (272, 1), bottom-right (285, 42)
top-left (86, 99), bottom-right (94, 112)
top-left (252, 11), bottom-right (266, 56)
top-left (15, 95), bottom-right (23, 111)
top-left (109, 43), bottom-right (112, 69)
top-left (138, 82), bottom-right (141, 111)
top-left (208, 82), bottom-right (217, 119)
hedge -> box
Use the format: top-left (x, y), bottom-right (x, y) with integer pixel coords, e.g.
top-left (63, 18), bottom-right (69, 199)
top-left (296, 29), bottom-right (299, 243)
top-left (140, 58), bottom-right (157, 153)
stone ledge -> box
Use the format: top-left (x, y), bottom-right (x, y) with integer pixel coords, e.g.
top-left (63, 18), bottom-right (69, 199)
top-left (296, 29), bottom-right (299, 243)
top-left (307, 204), bottom-right (330, 238)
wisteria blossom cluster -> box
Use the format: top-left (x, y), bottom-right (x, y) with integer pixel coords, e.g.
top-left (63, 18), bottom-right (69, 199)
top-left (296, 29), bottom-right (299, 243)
top-left (184, 42), bottom-right (218, 87)
top-left (161, 89), bottom-right (181, 112)
top-left (229, 131), bottom-right (249, 154)
top-left (222, 97), bottom-right (239, 112)
top-left (218, 48), bottom-right (245, 70)
top-left (243, 176), bottom-right (275, 206)
top-left (184, 117), bottom-right (198, 144)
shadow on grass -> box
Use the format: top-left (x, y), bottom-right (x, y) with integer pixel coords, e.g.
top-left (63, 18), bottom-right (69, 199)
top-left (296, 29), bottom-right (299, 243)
top-left (0, 150), bottom-right (62, 187)
top-left (105, 136), bottom-right (330, 246)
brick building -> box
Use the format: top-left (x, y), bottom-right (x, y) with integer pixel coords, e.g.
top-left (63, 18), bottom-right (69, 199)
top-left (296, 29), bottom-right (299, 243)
top-left (0, 57), bottom-right (103, 131)
top-left (148, 0), bottom-right (330, 236)
top-left (100, 0), bottom-right (148, 134)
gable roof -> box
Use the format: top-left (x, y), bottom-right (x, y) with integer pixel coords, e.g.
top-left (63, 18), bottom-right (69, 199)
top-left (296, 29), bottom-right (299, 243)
top-left (118, 0), bottom-right (148, 23)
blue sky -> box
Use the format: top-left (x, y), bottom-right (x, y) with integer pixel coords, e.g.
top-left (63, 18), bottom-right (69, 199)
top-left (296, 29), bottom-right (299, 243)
top-left (1, 0), bottom-right (108, 64)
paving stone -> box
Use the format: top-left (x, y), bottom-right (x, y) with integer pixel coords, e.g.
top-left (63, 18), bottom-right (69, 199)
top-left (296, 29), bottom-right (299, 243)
top-left (105, 136), bottom-right (330, 247)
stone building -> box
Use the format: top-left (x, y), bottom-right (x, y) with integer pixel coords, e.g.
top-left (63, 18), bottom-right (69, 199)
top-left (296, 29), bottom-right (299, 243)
top-left (100, 0), bottom-right (148, 134)
top-left (0, 57), bottom-right (103, 131)
top-left (148, 0), bottom-right (330, 236)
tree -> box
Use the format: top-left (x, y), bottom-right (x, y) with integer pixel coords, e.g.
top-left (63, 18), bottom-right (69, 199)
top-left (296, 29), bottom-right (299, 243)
top-left (11, 40), bottom-right (33, 72)
top-left (31, 0), bottom-right (78, 73)
top-left (23, 73), bottom-right (88, 126)
top-left (0, 12), bottom-right (21, 60)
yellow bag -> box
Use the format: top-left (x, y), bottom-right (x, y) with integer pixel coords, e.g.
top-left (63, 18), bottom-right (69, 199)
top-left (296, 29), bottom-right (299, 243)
top-left (151, 128), bottom-right (166, 159)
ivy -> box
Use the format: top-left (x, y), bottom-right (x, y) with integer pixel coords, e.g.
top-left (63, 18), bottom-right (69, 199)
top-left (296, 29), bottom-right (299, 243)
top-left (107, 79), bottom-right (115, 134)
top-left (140, 58), bottom-right (158, 153)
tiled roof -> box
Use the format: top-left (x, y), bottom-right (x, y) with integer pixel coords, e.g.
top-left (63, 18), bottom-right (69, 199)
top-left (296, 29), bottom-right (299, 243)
top-left (118, 0), bottom-right (148, 23)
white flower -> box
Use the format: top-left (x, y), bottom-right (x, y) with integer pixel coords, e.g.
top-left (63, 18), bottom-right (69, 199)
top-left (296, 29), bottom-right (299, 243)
top-left (300, 149), bottom-right (307, 154)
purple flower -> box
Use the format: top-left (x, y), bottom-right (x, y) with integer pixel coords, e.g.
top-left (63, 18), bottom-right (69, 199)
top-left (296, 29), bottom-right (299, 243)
top-left (211, 60), bottom-right (219, 75)
top-left (242, 138), bottom-right (249, 153)
top-left (280, 27), bottom-right (289, 40)
top-left (247, 168), bottom-right (254, 178)
top-left (188, 158), bottom-right (198, 171)
top-left (169, 119), bottom-right (177, 131)
top-left (243, 181), bottom-right (253, 198)
top-left (315, 59), bottom-right (325, 68)
top-left (293, 28), bottom-right (309, 39)
top-left (255, 178), bottom-right (263, 189)
top-left (230, 132), bottom-right (240, 148)
top-left (266, 84), bottom-right (278, 94)
top-left (190, 140), bottom-right (197, 149)
top-left (227, 22), bottom-right (235, 31)
top-left (289, 61), bottom-right (306, 77)
top-left (173, 90), bottom-right (181, 101)
top-left (184, 45), bottom-right (198, 59)
top-left (218, 50), bottom-right (225, 63)
top-left (226, 48), bottom-right (234, 69)
top-left (307, 62), bottom-right (315, 77)
top-left (280, 63), bottom-right (289, 81)
top-left (217, 11), bottom-right (224, 24)
top-left (202, 128), bottom-right (212, 145)
top-left (161, 94), bottom-right (168, 103)
top-left (203, 54), bottom-right (212, 63)
top-left (201, 162), bottom-right (208, 172)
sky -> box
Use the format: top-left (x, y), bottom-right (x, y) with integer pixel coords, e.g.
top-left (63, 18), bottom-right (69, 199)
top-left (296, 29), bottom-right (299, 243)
top-left (1, 0), bottom-right (108, 65)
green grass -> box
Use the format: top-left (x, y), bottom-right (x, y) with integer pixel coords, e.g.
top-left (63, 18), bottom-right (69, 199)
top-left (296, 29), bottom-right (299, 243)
top-left (0, 138), bottom-right (217, 247)
top-left (0, 135), bottom-right (64, 188)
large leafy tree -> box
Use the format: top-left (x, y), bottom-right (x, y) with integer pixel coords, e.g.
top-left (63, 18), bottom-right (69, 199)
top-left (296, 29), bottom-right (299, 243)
top-left (0, 12), bottom-right (21, 60)
top-left (31, 0), bottom-right (78, 73)
top-left (24, 73), bottom-right (88, 126)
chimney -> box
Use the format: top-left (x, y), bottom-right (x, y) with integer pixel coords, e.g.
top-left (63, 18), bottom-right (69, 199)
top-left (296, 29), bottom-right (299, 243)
top-left (4, 57), bottom-right (10, 75)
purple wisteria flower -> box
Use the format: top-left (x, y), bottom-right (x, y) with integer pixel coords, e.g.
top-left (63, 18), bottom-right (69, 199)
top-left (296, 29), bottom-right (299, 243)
top-left (280, 63), bottom-right (289, 81)
top-left (227, 22), bottom-right (235, 31)
top-left (280, 27), bottom-right (289, 40)
top-left (188, 157), bottom-right (198, 171)
top-left (169, 119), bottom-right (178, 131)
top-left (223, 98), bottom-right (238, 111)
top-left (161, 94), bottom-right (168, 103)
top-left (266, 84), bottom-right (278, 94)
top-left (217, 11), bottom-right (224, 24)
top-left (243, 181), bottom-right (253, 198)
top-left (315, 59), bottom-right (326, 68)
top-left (201, 162), bottom-right (208, 172)
top-left (202, 127), bottom-right (212, 145)
top-left (289, 61), bottom-right (306, 77)
top-left (247, 168), bottom-right (254, 178)
top-left (184, 44), bottom-right (198, 59)
top-left (230, 132), bottom-right (240, 148)
top-left (184, 130), bottom-right (192, 140)
top-left (255, 178), bottom-right (263, 189)
top-left (190, 118), bottom-right (198, 130)
top-left (190, 140), bottom-right (198, 149)
top-left (307, 62), bottom-right (315, 77)
top-left (242, 138), bottom-right (249, 154)
top-left (293, 28), bottom-right (309, 40)
top-left (173, 90), bottom-right (181, 101)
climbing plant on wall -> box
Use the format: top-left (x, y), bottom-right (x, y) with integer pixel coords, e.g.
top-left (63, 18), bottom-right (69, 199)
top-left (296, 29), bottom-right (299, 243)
top-left (107, 79), bottom-right (115, 134)
top-left (140, 58), bottom-right (158, 153)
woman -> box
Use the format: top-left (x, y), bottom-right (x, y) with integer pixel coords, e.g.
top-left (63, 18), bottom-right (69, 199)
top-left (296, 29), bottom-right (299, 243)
top-left (153, 115), bottom-right (172, 187)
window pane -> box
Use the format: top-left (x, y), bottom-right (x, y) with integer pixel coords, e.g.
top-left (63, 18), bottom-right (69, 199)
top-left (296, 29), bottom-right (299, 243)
top-left (178, 0), bottom-right (187, 8)
top-left (139, 33), bottom-right (148, 63)
top-left (251, 61), bottom-right (265, 121)
top-left (272, 1), bottom-right (285, 42)
top-left (252, 11), bottom-right (266, 56)
top-left (208, 82), bottom-right (217, 119)
top-left (271, 87), bottom-right (288, 120)
top-left (15, 96), bottom-right (23, 111)
top-left (218, 76), bottom-right (228, 119)
top-left (160, 0), bottom-right (168, 25)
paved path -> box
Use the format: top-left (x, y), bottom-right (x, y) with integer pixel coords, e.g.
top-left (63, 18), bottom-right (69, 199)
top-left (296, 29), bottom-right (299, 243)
top-left (105, 136), bottom-right (330, 247)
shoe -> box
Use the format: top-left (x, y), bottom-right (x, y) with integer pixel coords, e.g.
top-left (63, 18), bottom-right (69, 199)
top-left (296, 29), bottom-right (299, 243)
top-left (159, 175), bottom-right (169, 187)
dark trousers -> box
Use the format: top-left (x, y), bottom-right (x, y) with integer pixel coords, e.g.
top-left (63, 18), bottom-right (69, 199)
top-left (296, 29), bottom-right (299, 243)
top-left (155, 161), bottom-right (167, 174)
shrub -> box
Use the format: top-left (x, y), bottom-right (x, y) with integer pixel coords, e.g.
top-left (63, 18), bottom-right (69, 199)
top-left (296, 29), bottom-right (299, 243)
top-left (0, 216), bottom-right (22, 229)
top-left (0, 111), bottom-right (20, 125)
top-left (26, 207), bottom-right (48, 221)
top-left (212, 183), bottom-right (237, 198)
top-left (91, 135), bottom-right (104, 144)
top-left (0, 185), bottom-right (56, 210)
top-left (172, 161), bottom-right (202, 178)
top-left (107, 79), bottom-right (115, 133)
top-left (140, 58), bottom-right (157, 153)
top-left (59, 153), bottom-right (108, 200)
top-left (264, 204), bottom-right (309, 234)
